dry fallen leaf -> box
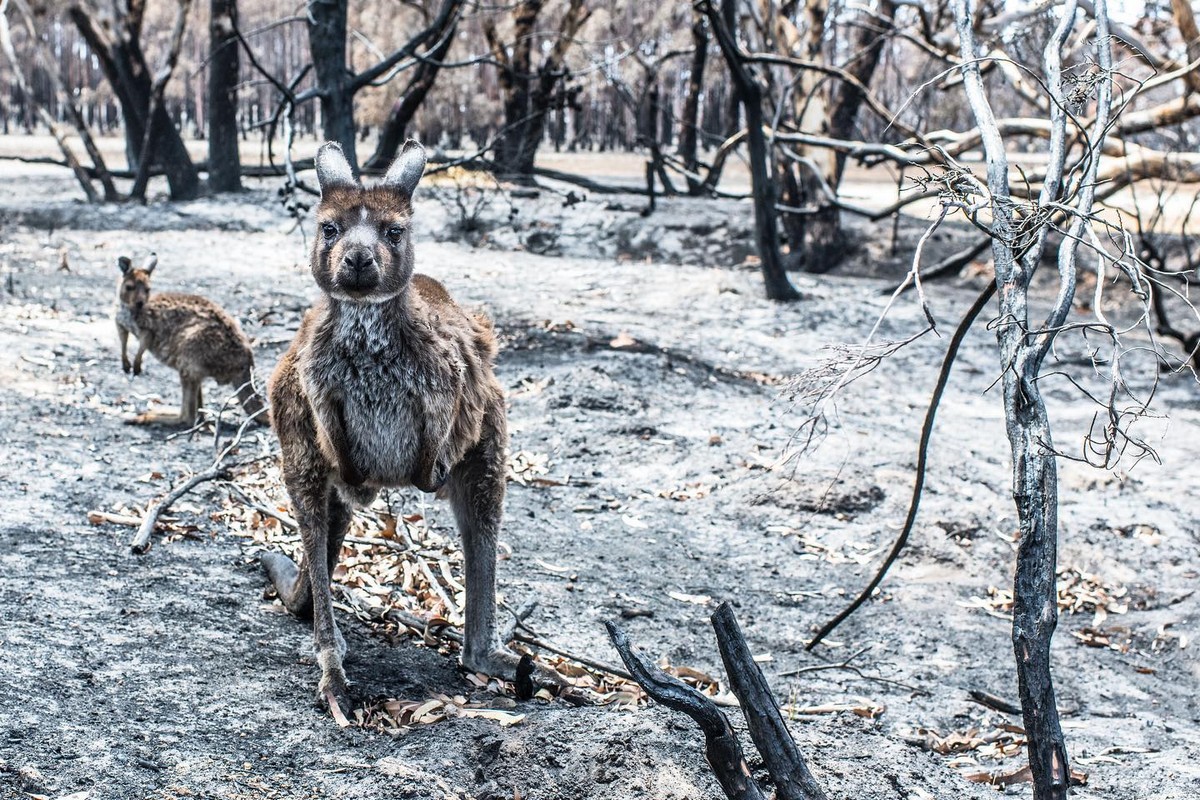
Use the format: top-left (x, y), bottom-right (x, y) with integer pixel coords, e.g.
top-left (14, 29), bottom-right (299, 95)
top-left (609, 331), bottom-right (638, 349)
top-left (668, 590), bottom-right (711, 605)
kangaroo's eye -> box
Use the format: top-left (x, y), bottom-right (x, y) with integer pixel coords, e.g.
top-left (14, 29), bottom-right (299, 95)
top-left (386, 225), bottom-right (405, 244)
top-left (321, 222), bottom-right (339, 241)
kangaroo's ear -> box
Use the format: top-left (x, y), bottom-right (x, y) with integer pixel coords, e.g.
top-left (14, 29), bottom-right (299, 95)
top-left (382, 139), bottom-right (427, 197)
top-left (315, 142), bottom-right (358, 192)
top-left (142, 253), bottom-right (158, 274)
top-left (118, 256), bottom-right (132, 274)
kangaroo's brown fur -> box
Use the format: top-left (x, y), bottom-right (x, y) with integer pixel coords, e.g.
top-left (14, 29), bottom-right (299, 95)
top-left (262, 140), bottom-right (524, 718)
top-left (115, 254), bottom-right (265, 426)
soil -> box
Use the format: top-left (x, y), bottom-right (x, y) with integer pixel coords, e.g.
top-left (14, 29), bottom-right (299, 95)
top-left (1, 162), bottom-right (1199, 800)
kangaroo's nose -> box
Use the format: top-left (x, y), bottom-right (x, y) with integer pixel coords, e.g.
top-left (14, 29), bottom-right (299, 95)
top-left (343, 249), bottom-right (376, 274)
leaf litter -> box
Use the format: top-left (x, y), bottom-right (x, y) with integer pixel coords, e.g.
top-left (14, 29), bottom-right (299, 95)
top-left (202, 455), bottom-right (723, 734)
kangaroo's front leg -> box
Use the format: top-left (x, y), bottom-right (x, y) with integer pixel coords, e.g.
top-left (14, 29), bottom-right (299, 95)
top-left (132, 340), bottom-right (146, 376)
top-left (118, 326), bottom-right (131, 374)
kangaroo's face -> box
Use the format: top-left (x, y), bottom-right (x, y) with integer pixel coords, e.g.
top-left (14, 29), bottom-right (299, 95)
top-left (117, 254), bottom-right (157, 312)
top-left (311, 141), bottom-right (427, 303)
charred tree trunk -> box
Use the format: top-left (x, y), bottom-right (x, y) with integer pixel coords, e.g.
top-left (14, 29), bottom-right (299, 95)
top-left (679, 10), bottom-right (709, 196)
top-left (704, 0), bottom-right (799, 301)
top-left (775, 0), bottom-right (894, 273)
top-left (485, 0), bottom-right (590, 182)
top-left (953, 0), bottom-right (1111, 796)
top-left (308, 0), bottom-right (357, 169)
top-left (364, 15), bottom-right (458, 169)
top-left (712, 603), bottom-right (828, 800)
top-left (68, 2), bottom-right (200, 200)
top-left (207, 0), bottom-right (242, 192)
top-left (606, 621), bottom-right (765, 800)
top-left (485, 0), bottom-right (543, 181)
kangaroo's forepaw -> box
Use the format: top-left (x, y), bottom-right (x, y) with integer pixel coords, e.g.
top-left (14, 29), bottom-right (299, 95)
top-left (411, 459), bottom-right (450, 494)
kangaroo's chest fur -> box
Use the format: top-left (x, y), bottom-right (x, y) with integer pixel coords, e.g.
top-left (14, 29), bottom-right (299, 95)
top-left (301, 300), bottom-right (462, 487)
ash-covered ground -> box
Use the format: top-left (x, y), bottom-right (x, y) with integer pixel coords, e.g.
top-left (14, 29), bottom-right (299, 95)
top-left (1, 163), bottom-right (1198, 799)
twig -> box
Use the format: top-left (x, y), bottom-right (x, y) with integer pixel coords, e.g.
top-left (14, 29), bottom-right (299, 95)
top-left (513, 631), bottom-right (634, 682)
top-left (605, 620), bottom-right (765, 800)
top-left (808, 282), bottom-right (995, 649)
top-left (779, 646), bottom-right (928, 695)
top-left (968, 689), bottom-right (1022, 716)
top-left (417, 554), bottom-right (458, 614)
top-left (712, 602), bottom-right (828, 800)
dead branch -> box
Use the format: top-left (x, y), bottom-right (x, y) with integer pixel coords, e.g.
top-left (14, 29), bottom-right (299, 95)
top-left (807, 283), bottom-right (995, 650)
top-left (606, 620), bottom-right (765, 800)
top-left (711, 602), bottom-right (828, 800)
top-left (131, 410), bottom-right (265, 554)
top-left (130, 467), bottom-right (227, 554)
top-left (968, 689), bottom-right (1022, 716)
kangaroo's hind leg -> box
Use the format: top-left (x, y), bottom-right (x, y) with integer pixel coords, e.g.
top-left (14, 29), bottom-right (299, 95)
top-left (448, 404), bottom-right (515, 678)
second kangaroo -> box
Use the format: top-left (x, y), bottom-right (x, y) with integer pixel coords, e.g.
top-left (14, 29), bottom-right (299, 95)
top-left (263, 140), bottom-right (528, 719)
top-left (115, 254), bottom-right (265, 426)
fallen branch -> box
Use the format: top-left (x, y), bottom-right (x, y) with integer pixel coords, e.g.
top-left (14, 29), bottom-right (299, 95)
top-left (606, 620), bottom-right (765, 800)
top-left (968, 689), bottom-right (1022, 716)
top-left (531, 166), bottom-right (647, 195)
top-left (807, 283), bottom-right (995, 649)
top-left (779, 646), bottom-right (928, 694)
top-left (130, 465), bottom-right (229, 554)
top-left (712, 602), bottom-right (828, 800)
top-left (130, 412), bottom-right (264, 554)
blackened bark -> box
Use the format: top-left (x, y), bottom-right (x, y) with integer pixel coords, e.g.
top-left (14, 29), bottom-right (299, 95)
top-left (68, 3), bottom-right (200, 200)
top-left (364, 18), bottom-right (458, 169)
top-left (606, 621), bottom-right (765, 800)
top-left (679, 10), bottom-right (709, 195)
top-left (1007, 380), bottom-right (1070, 800)
top-left (704, 0), bottom-right (799, 301)
top-left (308, 0), bottom-right (357, 169)
top-left (208, 0), bottom-right (242, 192)
top-left (711, 603), bottom-right (828, 800)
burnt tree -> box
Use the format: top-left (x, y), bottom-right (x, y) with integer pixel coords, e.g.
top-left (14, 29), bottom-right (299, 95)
top-left (68, 0), bottom-right (200, 201)
top-left (364, 4), bottom-right (461, 169)
top-left (678, 9), bottom-right (710, 196)
top-left (483, 0), bottom-right (592, 181)
top-left (703, 0), bottom-right (800, 301)
top-left (207, 0), bottom-right (242, 192)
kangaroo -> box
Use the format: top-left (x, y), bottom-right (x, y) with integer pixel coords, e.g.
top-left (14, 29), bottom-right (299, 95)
top-left (115, 254), bottom-right (266, 426)
top-left (261, 140), bottom-right (529, 718)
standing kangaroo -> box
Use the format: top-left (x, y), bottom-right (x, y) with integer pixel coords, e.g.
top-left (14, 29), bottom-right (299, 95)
top-left (115, 254), bottom-right (265, 426)
top-left (262, 140), bottom-right (523, 718)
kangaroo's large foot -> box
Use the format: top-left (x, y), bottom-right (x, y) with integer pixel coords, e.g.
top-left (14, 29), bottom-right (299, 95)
top-left (317, 650), bottom-right (354, 728)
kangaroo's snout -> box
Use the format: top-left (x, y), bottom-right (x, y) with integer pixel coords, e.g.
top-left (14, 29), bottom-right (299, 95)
top-left (338, 247), bottom-right (380, 292)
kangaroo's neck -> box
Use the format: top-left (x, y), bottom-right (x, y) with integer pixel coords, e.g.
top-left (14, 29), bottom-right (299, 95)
top-left (325, 290), bottom-right (416, 351)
